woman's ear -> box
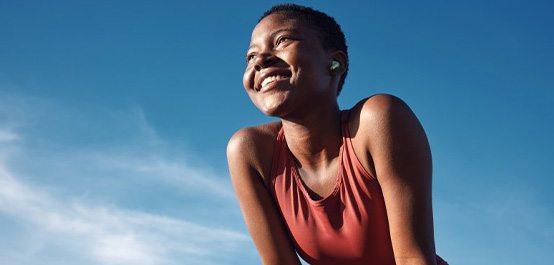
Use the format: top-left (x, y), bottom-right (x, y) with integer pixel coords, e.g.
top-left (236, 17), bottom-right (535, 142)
top-left (330, 60), bottom-right (340, 70)
top-left (328, 50), bottom-right (347, 76)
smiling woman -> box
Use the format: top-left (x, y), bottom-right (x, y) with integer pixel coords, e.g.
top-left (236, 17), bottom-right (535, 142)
top-left (228, 4), bottom-right (447, 265)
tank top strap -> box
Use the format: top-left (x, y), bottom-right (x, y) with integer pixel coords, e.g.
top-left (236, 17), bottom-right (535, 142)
top-left (269, 125), bottom-right (286, 187)
top-left (340, 109), bottom-right (377, 180)
top-left (276, 124), bottom-right (285, 141)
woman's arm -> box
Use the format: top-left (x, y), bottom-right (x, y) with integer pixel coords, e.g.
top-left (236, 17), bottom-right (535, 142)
top-left (227, 127), bottom-right (302, 265)
top-left (359, 94), bottom-right (437, 265)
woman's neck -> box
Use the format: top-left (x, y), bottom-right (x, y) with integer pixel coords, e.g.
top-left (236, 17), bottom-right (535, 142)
top-left (281, 103), bottom-right (342, 173)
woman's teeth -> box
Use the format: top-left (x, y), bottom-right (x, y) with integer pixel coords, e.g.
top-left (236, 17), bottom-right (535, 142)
top-left (261, 75), bottom-right (288, 89)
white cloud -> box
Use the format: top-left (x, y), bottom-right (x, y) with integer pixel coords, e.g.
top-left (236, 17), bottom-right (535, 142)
top-left (95, 153), bottom-right (235, 198)
top-left (0, 96), bottom-right (253, 265)
top-left (0, 150), bottom-right (249, 265)
top-left (0, 129), bottom-right (19, 142)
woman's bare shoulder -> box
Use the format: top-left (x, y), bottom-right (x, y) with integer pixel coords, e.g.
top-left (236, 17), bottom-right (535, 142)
top-left (347, 93), bottom-right (418, 177)
top-left (227, 121), bottom-right (282, 182)
top-left (349, 93), bottom-right (415, 138)
top-left (350, 93), bottom-right (409, 121)
top-left (227, 121), bottom-right (282, 155)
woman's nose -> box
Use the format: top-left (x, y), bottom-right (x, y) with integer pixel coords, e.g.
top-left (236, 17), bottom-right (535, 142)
top-left (254, 53), bottom-right (277, 71)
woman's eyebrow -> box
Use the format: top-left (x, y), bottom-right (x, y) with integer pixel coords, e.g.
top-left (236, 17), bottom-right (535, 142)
top-left (248, 28), bottom-right (298, 52)
top-left (268, 28), bottom-right (297, 40)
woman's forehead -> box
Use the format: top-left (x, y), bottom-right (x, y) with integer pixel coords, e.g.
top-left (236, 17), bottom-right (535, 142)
top-left (250, 14), bottom-right (313, 42)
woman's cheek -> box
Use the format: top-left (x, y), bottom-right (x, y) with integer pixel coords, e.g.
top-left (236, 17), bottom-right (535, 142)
top-left (243, 67), bottom-right (255, 91)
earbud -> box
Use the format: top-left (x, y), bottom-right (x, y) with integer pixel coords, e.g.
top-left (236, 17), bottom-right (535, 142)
top-left (330, 60), bottom-right (340, 70)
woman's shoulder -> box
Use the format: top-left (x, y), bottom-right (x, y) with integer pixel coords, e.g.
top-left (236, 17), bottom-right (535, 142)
top-left (227, 121), bottom-right (282, 183)
top-left (227, 121), bottom-right (282, 151)
top-left (348, 93), bottom-right (417, 135)
top-left (347, 93), bottom-right (422, 176)
top-left (349, 93), bottom-right (411, 120)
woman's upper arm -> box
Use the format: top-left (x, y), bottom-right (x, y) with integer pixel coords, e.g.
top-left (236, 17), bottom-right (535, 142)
top-left (226, 128), bottom-right (301, 265)
top-left (360, 94), bottom-right (437, 265)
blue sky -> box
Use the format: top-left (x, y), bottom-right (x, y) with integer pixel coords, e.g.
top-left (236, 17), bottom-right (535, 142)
top-left (0, 1), bottom-right (552, 264)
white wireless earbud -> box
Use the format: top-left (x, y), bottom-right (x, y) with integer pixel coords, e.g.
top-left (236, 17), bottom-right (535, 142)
top-left (330, 60), bottom-right (340, 70)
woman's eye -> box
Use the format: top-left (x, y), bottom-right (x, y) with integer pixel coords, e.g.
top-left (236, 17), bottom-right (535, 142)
top-left (246, 54), bottom-right (256, 62)
top-left (276, 36), bottom-right (291, 46)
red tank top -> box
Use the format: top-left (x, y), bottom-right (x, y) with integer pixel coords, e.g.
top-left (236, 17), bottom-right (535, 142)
top-left (270, 110), bottom-right (447, 265)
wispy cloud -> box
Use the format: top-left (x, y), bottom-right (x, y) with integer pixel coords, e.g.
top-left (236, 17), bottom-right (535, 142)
top-left (0, 95), bottom-right (253, 265)
top-left (94, 153), bottom-right (235, 198)
top-left (0, 160), bottom-right (248, 265)
top-left (0, 129), bottom-right (19, 142)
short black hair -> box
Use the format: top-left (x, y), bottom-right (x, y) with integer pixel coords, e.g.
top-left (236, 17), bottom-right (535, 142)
top-left (258, 4), bottom-right (349, 96)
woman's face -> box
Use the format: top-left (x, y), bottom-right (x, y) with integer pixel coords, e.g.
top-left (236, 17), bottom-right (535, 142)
top-left (243, 13), bottom-right (334, 117)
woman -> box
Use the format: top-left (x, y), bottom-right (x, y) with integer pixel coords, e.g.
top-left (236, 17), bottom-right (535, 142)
top-left (227, 4), bottom-right (447, 265)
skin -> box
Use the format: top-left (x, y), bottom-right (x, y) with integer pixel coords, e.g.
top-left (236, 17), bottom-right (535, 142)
top-left (227, 13), bottom-right (438, 265)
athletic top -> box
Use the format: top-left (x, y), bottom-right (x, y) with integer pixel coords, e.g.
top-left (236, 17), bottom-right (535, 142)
top-left (269, 110), bottom-right (447, 265)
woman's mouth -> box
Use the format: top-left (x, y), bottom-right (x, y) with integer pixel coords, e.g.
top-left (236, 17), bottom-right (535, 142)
top-left (259, 75), bottom-right (289, 91)
top-left (256, 69), bottom-right (292, 92)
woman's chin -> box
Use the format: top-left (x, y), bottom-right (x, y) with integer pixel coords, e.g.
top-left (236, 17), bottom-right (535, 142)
top-left (253, 93), bottom-right (292, 117)
top-left (259, 103), bottom-right (288, 117)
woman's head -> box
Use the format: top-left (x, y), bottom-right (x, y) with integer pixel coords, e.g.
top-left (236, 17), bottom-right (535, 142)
top-left (257, 4), bottom-right (349, 93)
top-left (243, 4), bottom-right (348, 117)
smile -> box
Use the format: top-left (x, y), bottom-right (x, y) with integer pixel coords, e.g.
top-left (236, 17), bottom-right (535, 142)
top-left (256, 70), bottom-right (292, 92)
top-left (261, 75), bottom-right (289, 89)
